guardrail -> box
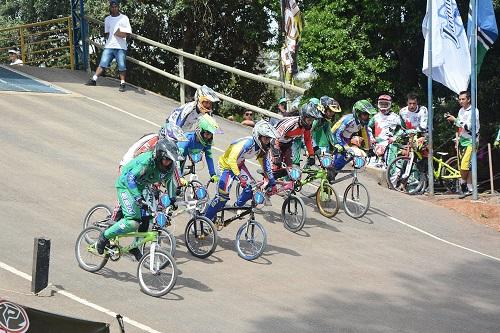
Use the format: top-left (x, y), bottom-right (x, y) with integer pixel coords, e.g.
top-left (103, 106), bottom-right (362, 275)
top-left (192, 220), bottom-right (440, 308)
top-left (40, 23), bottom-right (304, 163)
top-left (0, 17), bottom-right (75, 69)
top-left (85, 16), bottom-right (306, 119)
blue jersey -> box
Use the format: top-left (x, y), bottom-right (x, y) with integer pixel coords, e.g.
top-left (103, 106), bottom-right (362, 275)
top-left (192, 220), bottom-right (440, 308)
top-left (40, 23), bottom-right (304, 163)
top-left (176, 131), bottom-right (216, 177)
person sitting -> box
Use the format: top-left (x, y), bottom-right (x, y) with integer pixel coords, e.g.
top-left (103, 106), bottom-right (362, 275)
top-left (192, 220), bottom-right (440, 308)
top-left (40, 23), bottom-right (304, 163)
top-left (241, 110), bottom-right (255, 127)
top-left (8, 49), bottom-right (23, 66)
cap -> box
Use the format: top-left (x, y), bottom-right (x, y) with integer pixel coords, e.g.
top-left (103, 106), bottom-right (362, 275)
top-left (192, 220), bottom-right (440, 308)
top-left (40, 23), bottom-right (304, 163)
top-left (109, 0), bottom-right (119, 6)
top-left (278, 97), bottom-right (287, 105)
top-left (8, 49), bottom-right (20, 55)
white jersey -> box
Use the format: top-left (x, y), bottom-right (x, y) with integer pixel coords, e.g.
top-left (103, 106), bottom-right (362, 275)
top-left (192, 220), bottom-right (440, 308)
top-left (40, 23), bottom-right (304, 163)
top-left (456, 105), bottom-right (479, 145)
top-left (119, 133), bottom-right (157, 167)
top-left (370, 111), bottom-right (401, 142)
top-left (167, 101), bottom-right (209, 131)
top-left (104, 14), bottom-right (132, 50)
top-left (399, 105), bottom-right (428, 131)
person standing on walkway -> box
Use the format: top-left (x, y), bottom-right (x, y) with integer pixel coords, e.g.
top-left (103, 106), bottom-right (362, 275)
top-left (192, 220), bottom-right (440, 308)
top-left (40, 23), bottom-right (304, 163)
top-left (85, 0), bottom-right (132, 92)
top-left (446, 91), bottom-right (480, 199)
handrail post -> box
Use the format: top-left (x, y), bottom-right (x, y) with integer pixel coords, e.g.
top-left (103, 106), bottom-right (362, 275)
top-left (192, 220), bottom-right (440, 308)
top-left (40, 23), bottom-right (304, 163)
top-left (68, 17), bottom-right (75, 70)
top-left (19, 27), bottom-right (26, 64)
top-left (178, 52), bottom-right (185, 104)
top-left (80, 0), bottom-right (89, 72)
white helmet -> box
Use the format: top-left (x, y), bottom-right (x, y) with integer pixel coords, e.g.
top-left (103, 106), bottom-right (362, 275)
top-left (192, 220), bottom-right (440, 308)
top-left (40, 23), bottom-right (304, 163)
top-left (195, 85), bottom-right (220, 114)
top-left (253, 120), bottom-right (279, 152)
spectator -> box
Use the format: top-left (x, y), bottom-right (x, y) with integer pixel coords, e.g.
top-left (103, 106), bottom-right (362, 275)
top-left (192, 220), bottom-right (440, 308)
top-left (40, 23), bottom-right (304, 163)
top-left (446, 91), bottom-right (480, 198)
top-left (241, 110), bottom-right (255, 127)
top-left (85, 0), bottom-right (132, 92)
top-left (227, 115), bottom-right (235, 121)
top-left (8, 49), bottom-right (23, 66)
top-left (399, 92), bottom-right (428, 132)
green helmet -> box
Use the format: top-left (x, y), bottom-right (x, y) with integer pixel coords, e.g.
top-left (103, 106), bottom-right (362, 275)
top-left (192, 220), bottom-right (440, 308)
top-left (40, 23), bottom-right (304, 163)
top-left (352, 100), bottom-right (376, 125)
top-left (196, 114), bottom-right (219, 145)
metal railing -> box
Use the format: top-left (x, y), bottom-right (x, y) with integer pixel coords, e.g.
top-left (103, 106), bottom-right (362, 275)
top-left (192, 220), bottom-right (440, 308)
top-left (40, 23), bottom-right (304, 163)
top-left (0, 17), bottom-right (75, 69)
top-left (85, 16), bottom-right (306, 119)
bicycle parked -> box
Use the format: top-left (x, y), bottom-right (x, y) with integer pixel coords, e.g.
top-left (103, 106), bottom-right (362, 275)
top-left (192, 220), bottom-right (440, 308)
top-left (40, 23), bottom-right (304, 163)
top-left (75, 196), bottom-right (177, 297)
top-left (386, 134), bottom-right (461, 194)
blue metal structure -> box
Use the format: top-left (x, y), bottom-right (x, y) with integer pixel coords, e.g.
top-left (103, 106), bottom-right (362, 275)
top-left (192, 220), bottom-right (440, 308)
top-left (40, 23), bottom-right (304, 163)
top-left (70, 0), bottom-right (89, 71)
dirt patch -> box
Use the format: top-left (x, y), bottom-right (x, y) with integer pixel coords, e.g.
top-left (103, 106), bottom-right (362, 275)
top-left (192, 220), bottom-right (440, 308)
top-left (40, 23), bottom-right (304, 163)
top-left (420, 194), bottom-right (500, 232)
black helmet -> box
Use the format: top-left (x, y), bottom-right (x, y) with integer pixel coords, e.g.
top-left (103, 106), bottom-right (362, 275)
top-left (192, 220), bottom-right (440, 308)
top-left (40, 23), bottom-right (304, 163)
top-left (299, 101), bottom-right (322, 129)
top-left (154, 138), bottom-right (179, 172)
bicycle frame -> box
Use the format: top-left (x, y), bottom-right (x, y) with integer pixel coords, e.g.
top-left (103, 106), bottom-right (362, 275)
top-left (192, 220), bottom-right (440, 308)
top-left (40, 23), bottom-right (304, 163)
top-left (106, 228), bottom-right (160, 261)
top-left (432, 156), bottom-right (461, 179)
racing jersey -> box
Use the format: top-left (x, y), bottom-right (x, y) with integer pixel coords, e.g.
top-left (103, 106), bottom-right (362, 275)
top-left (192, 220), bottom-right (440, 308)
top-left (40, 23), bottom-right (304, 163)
top-left (218, 136), bottom-right (273, 181)
top-left (274, 116), bottom-right (314, 156)
top-left (176, 131), bottom-right (216, 176)
top-left (331, 114), bottom-right (373, 149)
top-left (116, 150), bottom-right (176, 200)
top-left (311, 118), bottom-right (335, 148)
top-left (369, 111), bottom-right (403, 143)
top-left (455, 105), bottom-right (480, 146)
top-left (167, 101), bottom-right (210, 131)
top-left (399, 106), bottom-right (428, 131)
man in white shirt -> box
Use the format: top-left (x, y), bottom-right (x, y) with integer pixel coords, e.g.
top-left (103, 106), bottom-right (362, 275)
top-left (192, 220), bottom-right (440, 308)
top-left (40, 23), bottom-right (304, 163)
top-left (446, 91), bottom-right (480, 198)
top-left (85, 0), bottom-right (132, 92)
top-left (399, 92), bottom-right (428, 132)
top-left (8, 49), bottom-right (23, 66)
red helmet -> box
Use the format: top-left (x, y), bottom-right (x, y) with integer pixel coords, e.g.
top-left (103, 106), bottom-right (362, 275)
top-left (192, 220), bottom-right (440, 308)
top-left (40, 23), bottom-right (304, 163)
top-left (377, 94), bottom-right (392, 114)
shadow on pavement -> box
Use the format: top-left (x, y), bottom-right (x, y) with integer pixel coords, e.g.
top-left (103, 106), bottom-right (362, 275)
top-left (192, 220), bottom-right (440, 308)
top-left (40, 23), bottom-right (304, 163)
top-left (248, 258), bottom-right (500, 333)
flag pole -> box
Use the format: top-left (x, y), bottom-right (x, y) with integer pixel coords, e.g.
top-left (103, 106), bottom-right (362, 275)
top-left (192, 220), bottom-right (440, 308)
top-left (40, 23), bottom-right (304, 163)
top-left (427, 0), bottom-right (434, 196)
top-left (471, 0), bottom-right (478, 200)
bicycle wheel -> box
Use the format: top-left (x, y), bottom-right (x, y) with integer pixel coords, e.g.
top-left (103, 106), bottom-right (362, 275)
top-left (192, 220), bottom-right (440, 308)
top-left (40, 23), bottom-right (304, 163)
top-left (75, 227), bottom-right (108, 273)
top-left (281, 194), bottom-right (306, 232)
top-left (343, 182), bottom-right (370, 219)
top-left (184, 216), bottom-right (218, 259)
top-left (441, 157), bottom-right (460, 194)
top-left (82, 204), bottom-right (112, 244)
top-left (315, 182), bottom-right (340, 218)
top-left (137, 249), bottom-right (177, 297)
top-left (141, 228), bottom-right (176, 257)
top-left (235, 220), bottom-right (267, 261)
top-left (386, 156), bottom-right (424, 195)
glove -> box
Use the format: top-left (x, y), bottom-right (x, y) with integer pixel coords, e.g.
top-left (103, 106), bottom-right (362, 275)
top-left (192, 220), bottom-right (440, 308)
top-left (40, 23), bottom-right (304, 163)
top-left (178, 177), bottom-right (188, 187)
top-left (136, 197), bottom-right (148, 210)
top-left (306, 156), bottom-right (316, 167)
top-left (238, 175), bottom-right (248, 188)
top-left (333, 144), bottom-right (344, 154)
top-left (313, 146), bottom-right (320, 156)
top-left (210, 174), bottom-right (220, 183)
top-left (495, 141), bottom-right (500, 148)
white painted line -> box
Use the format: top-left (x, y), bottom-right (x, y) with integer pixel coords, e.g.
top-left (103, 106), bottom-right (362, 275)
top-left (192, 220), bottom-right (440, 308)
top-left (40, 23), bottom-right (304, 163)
top-left (0, 260), bottom-right (163, 333)
top-left (386, 215), bottom-right (500, 263)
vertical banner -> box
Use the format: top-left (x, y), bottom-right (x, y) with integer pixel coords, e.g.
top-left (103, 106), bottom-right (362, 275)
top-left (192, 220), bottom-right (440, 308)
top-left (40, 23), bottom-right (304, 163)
top-left (281, 0), bottom-right (303, 85)
top-left (467, 0), bottom-right (498, 73)
top-left (422, 0), bottom-right (471, 94)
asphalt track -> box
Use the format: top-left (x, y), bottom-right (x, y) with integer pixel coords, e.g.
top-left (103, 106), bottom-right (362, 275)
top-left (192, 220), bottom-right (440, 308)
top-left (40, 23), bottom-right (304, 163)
top-left (1, 67), bottom-right (499, 333)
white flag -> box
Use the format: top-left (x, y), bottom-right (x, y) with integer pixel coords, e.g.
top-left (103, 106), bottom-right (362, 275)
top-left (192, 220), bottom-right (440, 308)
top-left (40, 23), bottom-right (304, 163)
top-left (422, 0), bottom-right (471, 94)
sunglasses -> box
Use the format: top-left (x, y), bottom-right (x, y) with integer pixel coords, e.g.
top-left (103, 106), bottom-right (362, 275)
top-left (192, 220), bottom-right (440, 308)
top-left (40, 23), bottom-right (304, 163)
top-left (245, 112), bottom-right (253, 116)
